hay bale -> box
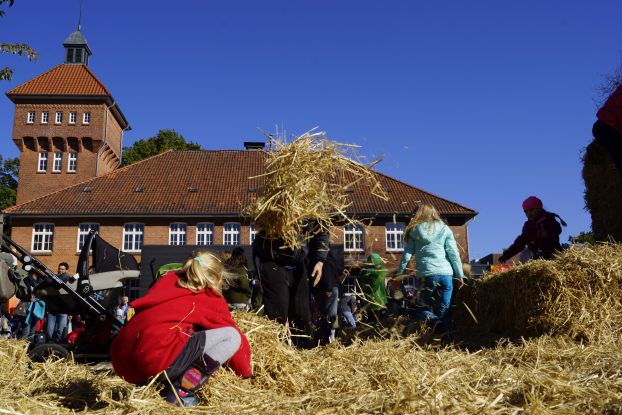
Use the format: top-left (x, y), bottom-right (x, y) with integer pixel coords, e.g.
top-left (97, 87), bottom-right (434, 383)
top-left (244, 130), bottom-right (387, 250)
top-left (582, 139), bottom-right (622, 242)
top-left (456, 244), bottom-right (622, 344)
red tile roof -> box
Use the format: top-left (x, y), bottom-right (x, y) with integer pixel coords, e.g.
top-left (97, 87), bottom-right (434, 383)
top-left (4, 150), bottom-right (476, 218)
top-left (6, 64), bottom-right (111, 96)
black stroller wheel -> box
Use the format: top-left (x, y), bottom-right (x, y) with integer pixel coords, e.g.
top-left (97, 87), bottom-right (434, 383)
top-left (29, 343), bottom-right (71, 362)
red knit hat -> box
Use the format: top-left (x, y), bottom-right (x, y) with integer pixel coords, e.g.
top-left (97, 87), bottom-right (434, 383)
top-left (522, 196), bottom-right (543, 211)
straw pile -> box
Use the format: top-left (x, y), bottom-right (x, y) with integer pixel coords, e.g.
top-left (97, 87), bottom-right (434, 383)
top-left (0, 313), bottom-right (621, 414)
top-left (244, 129), bottom-right (388, 250)
top-left (1, 244), bottom-right (622, 413)
top-left (455, 243), bottom-right (622, 345)
top-left (582, 139), bottom-right (622, 242)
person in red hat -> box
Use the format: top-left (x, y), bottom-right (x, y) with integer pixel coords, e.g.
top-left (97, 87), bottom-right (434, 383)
top-left (593, 84), bottom-right (622, 179)
top-left (499, 196), bottom-right (567, 263)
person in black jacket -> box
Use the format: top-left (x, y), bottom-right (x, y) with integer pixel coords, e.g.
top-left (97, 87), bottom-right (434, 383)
top-left (252, 221), bottom-right (329, 343)
top-left (499, 196), bottom-right (567, 263)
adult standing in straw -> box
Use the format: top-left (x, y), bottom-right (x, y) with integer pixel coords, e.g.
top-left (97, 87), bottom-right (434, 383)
top-left (593, 84), bottom-right (622, 180)
top-left (252, 220), bottom-right (329, 346)
top-left (498, 196), bottom-right (566, 263)
top-left (396, 204), bottom-right (464, 339)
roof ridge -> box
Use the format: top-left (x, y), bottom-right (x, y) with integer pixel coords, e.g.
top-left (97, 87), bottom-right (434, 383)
top-left (5, 63), bottom-right (65, 95)
top-left (80, 64), bottom-right (111, 96)
top-left (371, 168), bottom-right (476, 213)
top-left (3, 150), bottom-right (175, 213)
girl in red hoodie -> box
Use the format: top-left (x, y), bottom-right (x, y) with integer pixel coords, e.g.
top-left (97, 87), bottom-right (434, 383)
top-left (110, 250), bottom-right (252, 406)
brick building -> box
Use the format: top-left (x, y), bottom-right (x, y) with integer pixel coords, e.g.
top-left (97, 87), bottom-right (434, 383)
top-left (3, 30), bottom-right (477, 287)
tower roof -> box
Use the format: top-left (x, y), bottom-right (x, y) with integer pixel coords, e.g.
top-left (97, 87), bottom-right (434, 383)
top-left (63, 30), bottom-right (88, 46)
top-left (5, 64), bottom-right (130, 129)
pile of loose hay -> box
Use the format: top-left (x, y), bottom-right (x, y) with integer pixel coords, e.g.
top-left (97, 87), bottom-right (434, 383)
top-left (582, 139), bottom-right (622, 242)
top-left (244, 129), bottom-right (387, 250)
top-left (456, 243), bottom-right (622, 344)
top-left (1, 314), bottom-right (621, 414)
top-left (2, 244), bottom-right (622, 413)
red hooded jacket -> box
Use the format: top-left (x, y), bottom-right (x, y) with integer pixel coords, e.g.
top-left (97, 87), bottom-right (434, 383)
top-left (597, 84), bottom-right (622, 135)
top-left (110, 271), bottom-right (252, 384)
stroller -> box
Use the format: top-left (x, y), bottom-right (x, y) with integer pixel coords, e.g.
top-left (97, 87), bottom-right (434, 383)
top-left (0, 231), bottom-right (139, 361)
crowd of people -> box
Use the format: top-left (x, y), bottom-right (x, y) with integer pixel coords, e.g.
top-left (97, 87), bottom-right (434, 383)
top-left (0, 199), bottom-right (567, 407)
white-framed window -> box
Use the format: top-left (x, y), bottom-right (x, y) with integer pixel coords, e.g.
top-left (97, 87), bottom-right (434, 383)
top-left (249, 223), bottom-right (257, 244)
top-left (67, 153), bottom-right (77, 172)
top-left (385, 222), bottom-right (405, 252)
top-left (196, 222), bottom-right (214, 246)
top-left (32, 223), bottom-right (54, 252)
top-left (223, 222), bottom-right (240, 246)
top-left (344, 223), bottom-right (365, 252)
top-left (41, 112), bottom-right (49, 124)
top-left (69, 112), bottom-right (77, 124)
top-left (83, 112), bottom-right (91, 124)
top-left (169, 223), bottom-right (187, 246)
top-left (77, 223), bottom-right (99, 251)
top-left (55, 112), bottom-right (63, 124)
top-left (27, 111), bottom-right (35, 124)
top-left (123, 223), bottom-right (144, 252)
top-left (52, 152), bottom-right (62, 172)
top-left (37, 152), bottom-right (48, 172)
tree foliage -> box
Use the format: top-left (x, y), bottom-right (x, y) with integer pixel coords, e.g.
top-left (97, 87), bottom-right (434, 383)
top-left (122, 129), bottom-right (201, 166)
top-left (568, 231), bottom-right (595, 245)
top-left (0, 155), bottom-right (19, 210)
top-left (1, 0), bottom-right (38, 81)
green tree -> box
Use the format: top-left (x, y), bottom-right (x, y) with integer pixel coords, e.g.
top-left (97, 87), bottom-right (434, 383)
top-left (568, 231), bottom-right (595, 245)
top-left (0, 155), bottom-right (19, 210)
top-left (122, 129), bottom-right (201, 166)
top-left (1, 0), bottom-right (38, 81)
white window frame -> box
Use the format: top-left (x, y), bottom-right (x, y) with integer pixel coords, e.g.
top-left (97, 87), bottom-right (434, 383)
top-left (123, 223), bottom-right (144, 252)
top-left (52, 152), bottom-right (62, 173)
top-left (32, 223), bottom-right (54, 252)
top-left (196, 222), bottom-right (214, 246)
top-left (385, 222), bottom-right (405, 252)
top-left (169, 223), bottom-right (187, 246)
top-left (67, 153), bottom-right (77, 172)
top-left (344, 223), bottom-right (365, 252)
top-left (27, 111), bottom-right (35, 124)
top-left (83, 112), bottom-right (91, 124)
top-left (77, 223), bottom-right (99, 252)
top-left (37, 152), bottom-right (48, 172)
top-left (41, 112), bottom-right (49, 124)
top-left (249, 223), bottom-right (257, 244)
top-left (223, 222), bottom-right (240, 246)
top-left (69, 111), bottom-right (77, 124)
top-left (55, 111), bottom-right (63, 124)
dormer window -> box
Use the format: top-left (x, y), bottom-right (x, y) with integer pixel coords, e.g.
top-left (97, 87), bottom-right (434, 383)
top-left (27, 112), bottom-right (35, 124)
top-left (55, 112), bottom-right (63, 124)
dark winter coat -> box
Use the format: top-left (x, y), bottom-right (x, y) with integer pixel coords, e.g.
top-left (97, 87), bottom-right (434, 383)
top-left (501, 211), bottom-right (563, 261)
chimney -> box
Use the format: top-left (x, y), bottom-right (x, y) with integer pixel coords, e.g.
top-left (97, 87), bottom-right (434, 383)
top-left (243, 141), bottom-right (265, 150)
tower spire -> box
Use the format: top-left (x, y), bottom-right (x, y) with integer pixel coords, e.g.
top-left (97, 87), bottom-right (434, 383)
top-left (78, 0), bottom-right (83, 31)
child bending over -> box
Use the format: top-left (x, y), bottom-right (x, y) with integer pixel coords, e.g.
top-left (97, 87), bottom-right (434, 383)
top-left (111, 250), bottom-right (252, 407)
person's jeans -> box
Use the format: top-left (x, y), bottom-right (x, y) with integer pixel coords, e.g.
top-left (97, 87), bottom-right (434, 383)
top-left (340, 311), bottom-right (357, 328)
top-left (46, 313), bottom-right (68, 342)
top-left (415, 275), bottom-right (453, 335)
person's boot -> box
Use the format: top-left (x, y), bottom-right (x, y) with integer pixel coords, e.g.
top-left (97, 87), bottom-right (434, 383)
top-left (165, 354), bottom-right (220, 407)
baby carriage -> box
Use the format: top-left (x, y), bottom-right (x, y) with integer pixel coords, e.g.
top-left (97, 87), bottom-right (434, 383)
top-left (0, 231), bottom-right (139, 361)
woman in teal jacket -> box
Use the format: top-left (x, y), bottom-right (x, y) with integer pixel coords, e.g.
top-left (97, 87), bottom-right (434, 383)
top-left (396, 204), bottom-right (464, 337)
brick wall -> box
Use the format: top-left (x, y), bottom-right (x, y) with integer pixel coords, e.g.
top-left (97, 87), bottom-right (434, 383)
top-left (9, 217), bottom-right (471, 273)
top-left (11, 102), bottom-right (124, 204)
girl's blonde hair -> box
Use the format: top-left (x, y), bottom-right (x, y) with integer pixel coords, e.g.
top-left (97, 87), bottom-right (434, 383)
top-left (176, 250), bottom-right (226, 295)
top-left (403, 203), bottom-right (442, 243)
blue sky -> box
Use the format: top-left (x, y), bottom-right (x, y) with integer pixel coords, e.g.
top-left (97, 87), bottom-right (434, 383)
top-left (1, 1), bottom-right (621, 260)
